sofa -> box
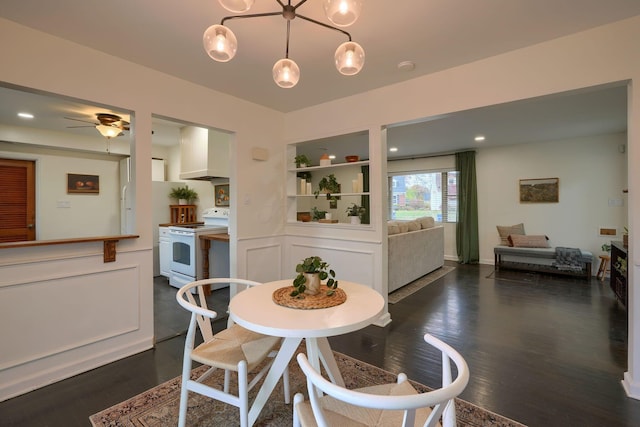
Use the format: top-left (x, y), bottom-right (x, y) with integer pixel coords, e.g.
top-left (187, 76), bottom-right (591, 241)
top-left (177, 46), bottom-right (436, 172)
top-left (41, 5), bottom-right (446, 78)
top-left (388, 217), bottom-right (445, 293)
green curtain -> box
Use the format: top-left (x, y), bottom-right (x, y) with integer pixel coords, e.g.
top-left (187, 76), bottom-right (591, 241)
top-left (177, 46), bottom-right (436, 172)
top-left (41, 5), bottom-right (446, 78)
top-left (361, 165), bottom-right (370, 224)
top-left (455, 151), bottom-right (479, 264)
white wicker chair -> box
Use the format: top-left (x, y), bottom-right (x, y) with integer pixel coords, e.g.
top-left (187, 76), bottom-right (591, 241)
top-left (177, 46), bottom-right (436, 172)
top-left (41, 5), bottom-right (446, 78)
top-left (176, 278), bottom-right (290, 427)
top-left (293, 333), bottom-right (468, 427)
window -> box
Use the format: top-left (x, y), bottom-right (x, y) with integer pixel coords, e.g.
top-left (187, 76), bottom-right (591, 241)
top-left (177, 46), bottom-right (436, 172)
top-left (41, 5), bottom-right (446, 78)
top-left (388, 170), bottom-right (458, 223)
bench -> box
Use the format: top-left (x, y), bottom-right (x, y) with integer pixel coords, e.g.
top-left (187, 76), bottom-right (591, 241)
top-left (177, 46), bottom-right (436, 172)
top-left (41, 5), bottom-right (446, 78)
top-left (494, 246), bottom-right (593, 279)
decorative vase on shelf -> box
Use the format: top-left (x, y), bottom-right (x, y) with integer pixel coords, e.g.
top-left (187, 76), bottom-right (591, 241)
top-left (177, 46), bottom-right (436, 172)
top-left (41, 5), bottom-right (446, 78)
top-left (178, 199), bottom-right (188, 205)
top-left (350, 216), bottom-right (361, 225)
top-left (303, 272), bottom-right (321, 295)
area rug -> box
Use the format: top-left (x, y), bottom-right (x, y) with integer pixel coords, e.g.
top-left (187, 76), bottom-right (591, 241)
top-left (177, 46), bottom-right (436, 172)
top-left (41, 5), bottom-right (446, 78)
top-left (90, 347), bottom-right (525, 427)
top-left (388, 266), bottom-right (455, 304)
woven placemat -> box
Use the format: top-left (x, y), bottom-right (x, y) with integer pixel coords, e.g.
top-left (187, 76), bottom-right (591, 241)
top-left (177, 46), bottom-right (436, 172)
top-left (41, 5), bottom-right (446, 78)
top-left (273, 285), bottom-right (346, 309)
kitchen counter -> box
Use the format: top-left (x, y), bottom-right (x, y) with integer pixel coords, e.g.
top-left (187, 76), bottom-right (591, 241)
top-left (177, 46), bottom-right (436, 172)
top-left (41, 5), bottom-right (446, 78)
top-left (158, 222), bottom-right (204, 227)
top-left (199, 233), bottom-right (230, 242)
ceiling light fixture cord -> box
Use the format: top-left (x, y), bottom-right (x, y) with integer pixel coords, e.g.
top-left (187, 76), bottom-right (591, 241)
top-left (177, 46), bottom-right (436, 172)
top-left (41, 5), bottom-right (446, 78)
top-left (205, 0), bottom-right (365, 88)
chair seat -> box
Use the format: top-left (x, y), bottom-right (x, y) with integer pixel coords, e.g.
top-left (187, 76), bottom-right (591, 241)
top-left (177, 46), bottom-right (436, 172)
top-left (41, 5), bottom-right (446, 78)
top-left (192, 324), bottom-right (282, 371)
top-left (295, 380), bottom-right (437, 427)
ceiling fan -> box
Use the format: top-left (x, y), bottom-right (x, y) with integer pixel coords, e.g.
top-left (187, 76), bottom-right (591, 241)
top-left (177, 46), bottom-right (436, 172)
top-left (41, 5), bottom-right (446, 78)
top-left (65, 113), bottom-right (130, 138)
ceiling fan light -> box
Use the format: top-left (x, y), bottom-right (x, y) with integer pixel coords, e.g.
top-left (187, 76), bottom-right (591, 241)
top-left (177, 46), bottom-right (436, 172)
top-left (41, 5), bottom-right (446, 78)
top-left (203, 25), bottom-right (237, 62)
top-left (272, 58), bottom-right (300, 88)
top-left (335, 41), bottom-right (365, 75)
top-left (96, 124), bottom-right (121, 139)
top-left (217, 0), bottom-right (254, 13)
top-left (324, 0), bottom-right (363, 27)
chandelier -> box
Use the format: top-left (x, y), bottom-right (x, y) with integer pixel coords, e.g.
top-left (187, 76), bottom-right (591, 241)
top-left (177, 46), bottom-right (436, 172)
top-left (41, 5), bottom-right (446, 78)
top-left (203, 0), bottom-right (365, 88)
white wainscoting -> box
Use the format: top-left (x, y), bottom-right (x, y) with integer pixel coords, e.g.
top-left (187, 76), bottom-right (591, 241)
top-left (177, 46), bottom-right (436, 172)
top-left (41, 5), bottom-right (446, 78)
top-left (0, 246), bottom-right (153, 401)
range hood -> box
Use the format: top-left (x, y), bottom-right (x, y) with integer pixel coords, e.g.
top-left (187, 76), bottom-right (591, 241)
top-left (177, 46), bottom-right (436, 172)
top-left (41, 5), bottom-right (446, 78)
top-left (179, 126), bottom-right (230, 180)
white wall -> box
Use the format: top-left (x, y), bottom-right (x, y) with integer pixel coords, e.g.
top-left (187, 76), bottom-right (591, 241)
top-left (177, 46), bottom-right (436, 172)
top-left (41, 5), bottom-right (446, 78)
top-left (0, 142), bottom-right (123, 239)
top-left (477, 133), bottom-right (628, 264)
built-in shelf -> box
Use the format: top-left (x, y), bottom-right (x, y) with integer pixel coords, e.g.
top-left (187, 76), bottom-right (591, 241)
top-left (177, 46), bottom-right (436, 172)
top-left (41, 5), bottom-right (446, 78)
top-left (289, 192), bottom-right (370, 198)
top-left (289, 160), bottom-right (369, 173)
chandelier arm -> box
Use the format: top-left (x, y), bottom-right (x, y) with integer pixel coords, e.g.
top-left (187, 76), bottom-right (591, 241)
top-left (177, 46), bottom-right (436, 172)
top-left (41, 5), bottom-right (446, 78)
top-left (285, 19), bottom-right (291, 58)
top-left (292, 0), bottom-right (310, 11)
top-left (296, 14), bottom-right (352, 41)
top-left (276, 0), bottom-right (287, 8)
top-left (221, 11), bottom-right (283, 26)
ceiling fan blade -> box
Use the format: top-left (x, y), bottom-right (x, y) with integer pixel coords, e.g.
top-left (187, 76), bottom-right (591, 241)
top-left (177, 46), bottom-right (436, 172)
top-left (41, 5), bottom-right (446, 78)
top-left (65, 116), bottom-right (97, 125)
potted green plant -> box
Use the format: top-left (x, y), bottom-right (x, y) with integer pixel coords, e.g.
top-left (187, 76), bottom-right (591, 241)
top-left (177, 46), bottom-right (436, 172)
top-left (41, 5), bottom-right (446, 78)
top-left (345, 203), bottom-right (366, 224)
top-left (314, 174), bottom-right (340, 198)
top-left (311, 206), bottom-right (327, 222)
top-left (294, 154), bottom-right (311, 168)
top-left (169, 185), bottom-right (198, 204)
top-left (291, 256), bottom-right (338, 297)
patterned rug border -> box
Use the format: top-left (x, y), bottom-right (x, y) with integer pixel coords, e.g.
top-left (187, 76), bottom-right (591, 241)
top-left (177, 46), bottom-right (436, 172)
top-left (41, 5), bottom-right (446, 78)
top-left (89, 347), bottom-right (526, 427)
top-left (388, 266), bottom-right (455, 304)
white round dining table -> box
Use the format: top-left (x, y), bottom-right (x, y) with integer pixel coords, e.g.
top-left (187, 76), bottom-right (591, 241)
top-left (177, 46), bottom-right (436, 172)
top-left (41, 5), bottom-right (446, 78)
top-left (229, 279), bottom-right (384, 426)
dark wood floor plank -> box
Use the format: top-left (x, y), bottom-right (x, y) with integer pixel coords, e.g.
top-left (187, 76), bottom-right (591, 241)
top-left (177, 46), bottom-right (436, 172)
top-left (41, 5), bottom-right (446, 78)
top-left (2, 263), bottom-right (640, 426)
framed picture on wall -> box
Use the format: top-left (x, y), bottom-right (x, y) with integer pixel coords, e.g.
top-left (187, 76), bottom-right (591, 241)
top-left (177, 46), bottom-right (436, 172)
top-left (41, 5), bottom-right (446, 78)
top-left (519, 177), bottom-right (559, 203)
top-left (67, 173), bottom-right (99, 194)
top-left (215, 184), bottom-right (230, 207)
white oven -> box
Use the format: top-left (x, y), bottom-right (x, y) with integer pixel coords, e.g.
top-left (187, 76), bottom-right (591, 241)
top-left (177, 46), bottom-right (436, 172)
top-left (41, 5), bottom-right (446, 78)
top-left (169, 207), bottom-right (229, 289)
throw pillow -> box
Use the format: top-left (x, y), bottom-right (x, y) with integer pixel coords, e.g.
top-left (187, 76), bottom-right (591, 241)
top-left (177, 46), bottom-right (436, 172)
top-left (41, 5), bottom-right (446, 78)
top-left (397, 221), bottom-right (410, 233)
top-left (388, 224), bottom-right (400, 235)
top-left (508, 234), bottom-right (550, 248)
top-left (496, 223), bottom-right (525, 246)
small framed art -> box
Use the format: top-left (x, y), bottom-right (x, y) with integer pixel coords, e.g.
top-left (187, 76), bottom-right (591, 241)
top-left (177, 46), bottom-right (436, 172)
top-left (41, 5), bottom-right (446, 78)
top-left (67, 174), bottom-right (99, 194)
top-left (519, 177), bottom-right (558, 203)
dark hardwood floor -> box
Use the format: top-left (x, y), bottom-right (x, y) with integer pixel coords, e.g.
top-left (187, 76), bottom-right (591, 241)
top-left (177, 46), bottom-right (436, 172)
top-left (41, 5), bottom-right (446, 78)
top-left (2, 263), bottom-right (639, 426)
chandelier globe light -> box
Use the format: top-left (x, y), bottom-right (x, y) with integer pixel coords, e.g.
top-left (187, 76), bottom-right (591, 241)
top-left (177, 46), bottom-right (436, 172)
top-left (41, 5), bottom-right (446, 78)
top-left (273, 58), bottom-right (301, 88)
top-left (204, 0), bottom-right (365, 88)
top-left (323, 0), bottom-right (363, 27)
top-left (335, 41), bottom-right (365, 75)
top-left (218, 0), bottom-right (254, 13)
top-left (203, 24), bottom-right (238, 62)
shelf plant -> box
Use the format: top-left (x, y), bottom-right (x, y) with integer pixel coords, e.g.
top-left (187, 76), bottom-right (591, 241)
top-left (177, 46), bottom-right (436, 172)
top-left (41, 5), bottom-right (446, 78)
top-left (291, 256), bottom-right (338, 297)
top-left (311, 206), bottom-right (327, 222)
top-left (314, 173), bottom-right (340, 200)
top-left (294, 154), bottom-right (311, 168)
top-left (345, 203), bottom-right (366, 219)
top-left (169, 185), bottom-right (198, 204)
top-left (346, 203), bottom-right (366, 224)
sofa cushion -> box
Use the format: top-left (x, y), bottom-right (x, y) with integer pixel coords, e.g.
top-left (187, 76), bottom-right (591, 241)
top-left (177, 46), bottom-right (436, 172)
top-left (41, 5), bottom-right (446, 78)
top-left (417, 216), bottom-right (435, 229)
top-left (388, 223), bottom-right (400, 235)
top-left (397, 221), bottom-right (410, 233)
top-left (496, 223), bottom-right (525, 246)
top-left (508, 234), bottom-right (549, 248)
top-left (407, 220), bottom-right (420, 232)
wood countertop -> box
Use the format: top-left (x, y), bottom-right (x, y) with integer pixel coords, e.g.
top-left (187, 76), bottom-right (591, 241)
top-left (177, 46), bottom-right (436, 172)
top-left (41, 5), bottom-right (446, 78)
top-left (199, 233), bottom-right (230, 242)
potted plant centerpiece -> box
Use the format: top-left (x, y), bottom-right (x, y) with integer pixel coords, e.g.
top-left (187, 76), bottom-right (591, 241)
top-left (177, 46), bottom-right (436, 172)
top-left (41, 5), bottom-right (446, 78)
top-left (291, 256), bottom-right (338, 297)
top-left (314, 173), bottom-right (340, 198)
top-left (346, 203), bottom-right (366, 224)
top-left (170, 185), bottom-right (198, 205)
